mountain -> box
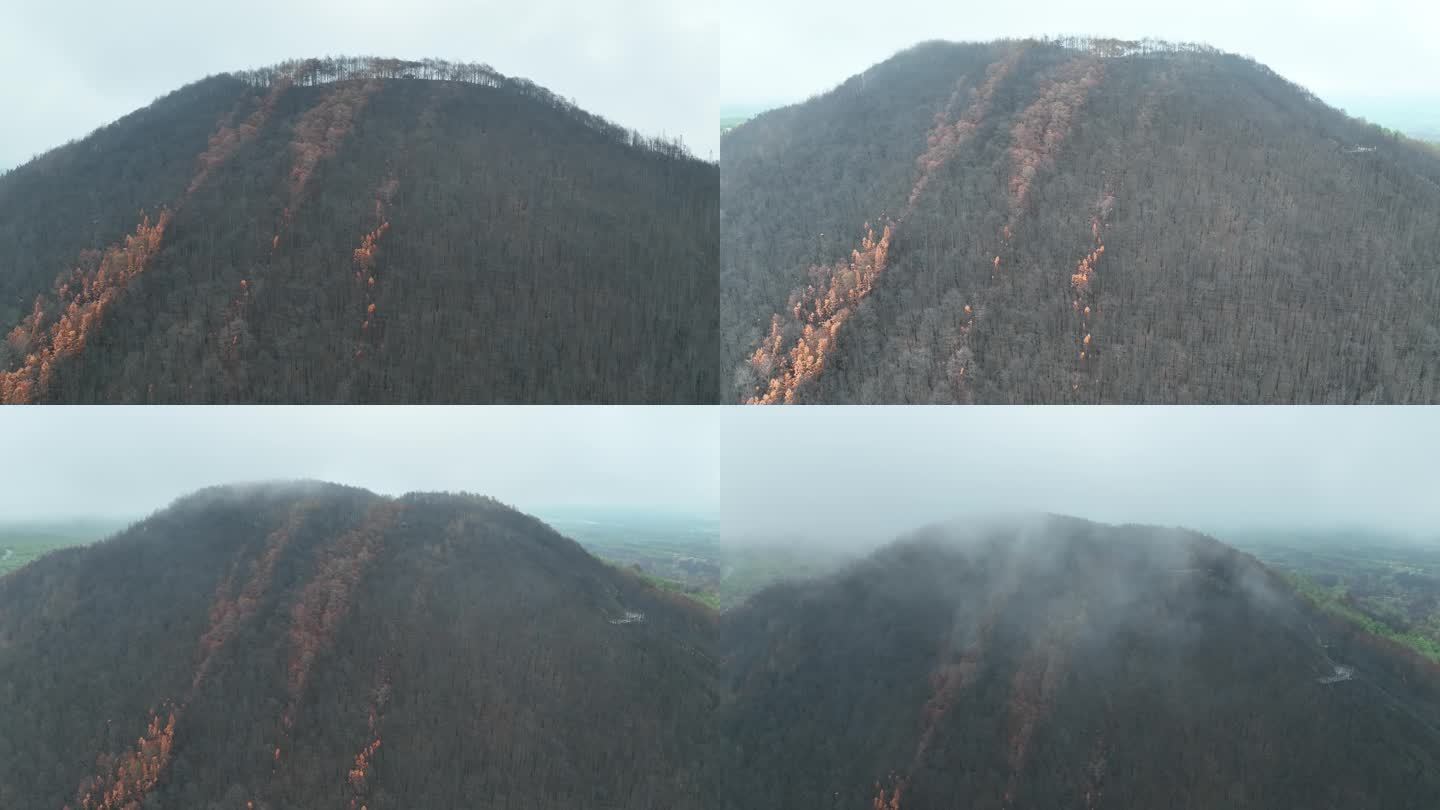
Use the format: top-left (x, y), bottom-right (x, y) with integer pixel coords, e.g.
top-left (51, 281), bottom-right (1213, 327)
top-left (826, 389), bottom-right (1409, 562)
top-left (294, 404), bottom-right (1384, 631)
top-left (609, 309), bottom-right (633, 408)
top-left (721, 38), bottom-right (1440, 404)
top-left (0, 483), bottom-right (717, 809)
top-left (12, 488), bottom-right (1438, 809)
top-left (0, 57), bottom-right (718, 404)
top-left (717, 515), bottom-right (1440, 809)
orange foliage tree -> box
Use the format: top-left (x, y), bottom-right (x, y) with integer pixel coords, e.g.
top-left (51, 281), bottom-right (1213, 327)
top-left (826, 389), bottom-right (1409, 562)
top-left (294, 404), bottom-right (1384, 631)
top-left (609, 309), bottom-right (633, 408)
top-left (192, 505), bottom-right (313, 694)
top-left (905, 48), bottom-right (1022, 218)
top-left (284, 502), bottom-right (404, 728)
top-left (70, 709), bottom-right (176, 810)
top-left (0, 213), bottom-right (170, 403)
top-left (1003, 58), bottom-right (1104, 241)
top-left (352, 174), bottom-right (398, 349)
top-left (1069, 189), bottom-right (1115, 385)
top-left (746, 223), bottom-right (891, 403)
top-left (187, 78), bottom-right (293, 196)
top-left (872, 779), bottom-right (902, 810)
top-left (744, 49), bottom-right (1023, 404)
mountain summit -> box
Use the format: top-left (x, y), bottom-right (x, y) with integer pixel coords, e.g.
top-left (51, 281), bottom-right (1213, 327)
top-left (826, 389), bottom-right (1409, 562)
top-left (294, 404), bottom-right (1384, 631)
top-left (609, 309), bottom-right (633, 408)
top-left (722, 38), bottom-right (1440, 404)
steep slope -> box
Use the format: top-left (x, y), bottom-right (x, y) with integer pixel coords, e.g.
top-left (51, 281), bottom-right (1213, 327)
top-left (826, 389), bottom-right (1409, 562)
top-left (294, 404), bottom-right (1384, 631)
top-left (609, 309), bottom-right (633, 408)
top-left (717, 515), bottom-right (1440, 809)
top-left (721, 38), bottom-right (1440, 403)
top-left (0, 57), bottom-right (718, 404)
top-left (0, 483), bottom-right (717, 809)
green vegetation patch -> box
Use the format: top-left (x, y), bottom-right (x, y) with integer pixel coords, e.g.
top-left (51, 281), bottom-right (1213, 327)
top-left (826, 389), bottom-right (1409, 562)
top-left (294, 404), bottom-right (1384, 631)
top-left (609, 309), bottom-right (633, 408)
top-left (1283, 569), bottom-right (1440, 663)
top-left (0, 521), bottom-right (125, 576)
top-left (624, 565), bottom-right (721, 611)
top-left (718, 544), bottom-right (853, 611)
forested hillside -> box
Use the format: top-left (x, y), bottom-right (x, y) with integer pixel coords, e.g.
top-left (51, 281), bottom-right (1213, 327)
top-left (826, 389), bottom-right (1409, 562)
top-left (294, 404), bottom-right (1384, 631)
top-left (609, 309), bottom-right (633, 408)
top-left (716, 516), bottom-right (1440, 809)
top-left (0, 483), bottom-right (717, 809)
top-left (11, 486), bottom-right (1439, 808)
top-left (0, 57), bottom-right (718, 404)
top-left (721, 38), bottom-right (1440, 403)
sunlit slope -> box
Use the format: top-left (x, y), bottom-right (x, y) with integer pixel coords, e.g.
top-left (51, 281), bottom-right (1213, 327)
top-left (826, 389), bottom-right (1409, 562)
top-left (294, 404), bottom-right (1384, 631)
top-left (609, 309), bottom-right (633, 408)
top-left (0, 483), bottom-right (716, 809)
top-left (717, 515), bottom-right (1440, 809)
top-left (0, 57), bottom-right (719, 404)
top-left (721, 38), bottom-right (1440, 403)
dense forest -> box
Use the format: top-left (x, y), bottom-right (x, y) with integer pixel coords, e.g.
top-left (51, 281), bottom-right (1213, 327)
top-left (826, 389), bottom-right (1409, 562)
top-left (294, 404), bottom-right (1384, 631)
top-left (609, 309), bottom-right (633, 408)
top-left (715, 516), bottom-right (1440, 808)
top-left (721, 38), bottom-right (1440, 403)
top-left (1231, 531), bottom-right (1440, 662)
top-left (8, 489), bottom-right (1440, 808)
top-left (0, 484), bottom-right (718, 809)
top-left (0, 57), bottom-right (718, 404)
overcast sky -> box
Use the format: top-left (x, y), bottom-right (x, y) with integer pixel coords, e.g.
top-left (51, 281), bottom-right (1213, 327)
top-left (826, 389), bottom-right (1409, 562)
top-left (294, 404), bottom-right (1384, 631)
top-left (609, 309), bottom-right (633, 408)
top-left (722, 407), bottom-right (1440, 547)
top-left (722, 0), bottom-right (1440, 132)
top-left (0, 407), bottom-right (718, 520)
top-left (0, 0), bottom-right (717, 171)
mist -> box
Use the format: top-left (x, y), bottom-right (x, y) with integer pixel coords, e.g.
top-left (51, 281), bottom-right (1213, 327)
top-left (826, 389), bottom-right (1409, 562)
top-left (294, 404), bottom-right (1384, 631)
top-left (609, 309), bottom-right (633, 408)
top-left (720, 406), bottom-right (1440, 549)
top-left (0, 406), bottom-right (719, 522)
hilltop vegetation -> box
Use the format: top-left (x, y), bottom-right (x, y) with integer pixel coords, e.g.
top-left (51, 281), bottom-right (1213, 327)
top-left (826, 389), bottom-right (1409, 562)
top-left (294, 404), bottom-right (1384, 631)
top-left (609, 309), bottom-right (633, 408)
top-left (722, 38), bottom-right (1440, 404)
top-left (0, 57), bottom-right (718, 404)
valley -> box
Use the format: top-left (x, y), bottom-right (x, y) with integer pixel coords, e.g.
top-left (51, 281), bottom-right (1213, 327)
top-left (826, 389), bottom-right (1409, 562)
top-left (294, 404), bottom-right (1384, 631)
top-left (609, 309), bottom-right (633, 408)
top-left (536, 507), bottom-right (856, 610)
top-left (1234, 531), bottom-right (1440, 662)
top-left (535, 506), bottom-right (723, 608)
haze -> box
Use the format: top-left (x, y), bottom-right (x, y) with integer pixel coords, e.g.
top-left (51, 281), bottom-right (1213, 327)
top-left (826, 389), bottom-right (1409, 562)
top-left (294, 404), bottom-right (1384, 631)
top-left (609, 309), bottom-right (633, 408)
top-left (0, 406), bottom-right (719, 521)
top-left (721, 0), bottom-right (1440, 137)
top-left (0, 0), bottom-right (717, 171)
top-left (721, 407), bottom-right (1440, 547)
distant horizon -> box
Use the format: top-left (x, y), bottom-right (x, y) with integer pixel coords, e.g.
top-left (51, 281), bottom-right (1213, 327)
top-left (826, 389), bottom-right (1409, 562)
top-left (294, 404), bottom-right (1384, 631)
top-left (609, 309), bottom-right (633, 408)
top-left (6, 506), bottom-right (1430, 550)
top-left (0, 490), bottom-right (723, 529)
